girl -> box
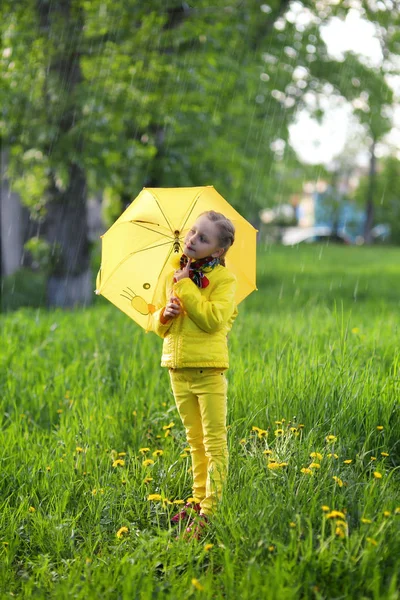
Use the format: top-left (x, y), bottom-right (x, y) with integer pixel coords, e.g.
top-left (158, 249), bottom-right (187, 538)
top-left (148, 210), bottom-right (237, 538)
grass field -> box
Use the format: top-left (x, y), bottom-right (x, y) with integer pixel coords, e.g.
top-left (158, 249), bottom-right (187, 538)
top-left (1, 245), bottom-right (399, 599)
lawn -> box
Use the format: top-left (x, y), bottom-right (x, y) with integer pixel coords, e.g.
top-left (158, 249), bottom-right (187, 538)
top-left (1, 245), bottom-right (399, 599)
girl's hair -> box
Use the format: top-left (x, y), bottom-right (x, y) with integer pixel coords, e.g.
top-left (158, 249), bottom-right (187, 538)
top-left (201, 210), bottom-right (235, 266)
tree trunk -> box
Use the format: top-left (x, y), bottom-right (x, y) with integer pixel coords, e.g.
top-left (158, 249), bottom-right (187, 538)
top-left (364, 139), bottom-right (376, 245)
top-left (0, 149), bottom-right (24, 278)
top-left (36, 0), bottom-right (91, 307)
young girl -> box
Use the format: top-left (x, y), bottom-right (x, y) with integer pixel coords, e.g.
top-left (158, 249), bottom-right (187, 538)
top-left (148, 210), bottom-right (237, 537)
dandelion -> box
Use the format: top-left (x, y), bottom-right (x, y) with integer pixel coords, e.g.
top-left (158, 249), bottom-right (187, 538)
top-left (162, 498), bottom-right (173, 505)
top-left (251, 426), bottom-right (268, 438)
top-left (121, 479), bottom-right (127, 485)
top-left (381, 452), bottom-right (389, 457)
top-left (321, 505), bottom-right (330, 512)
top-left (310, 452), bottom-right (323, 460)
top-left (370, 457), bottom-right (377, 461)
top-left (57, 409), bottom-right (63, 414)
top-left (326, 435), bottom-right (337, 443)
top-left (139, 448), bottom-right (150, 454)
top-left (298, 424), bottom-right (305, 429)
top-left (328, 453), bottom-right (339, 459)
top-left (76, 447), bottom-right (84, 453)
top-left (46, 466), bottom-right (51, 471)
top-left (268, 545), bottom-right (275, 552)
top-left (143, 477), bottom-right (153, 484)
top-left (268, 462), bottom-right (287, 470)
top-left (332, 476), bottom-right (343, 487)
top-left (361, 518), bottom-right (372, 524)
top-left (289, 522), bottom-right (296, 528)
top-left (373, 471), bottom-right (382, 479)
top-left (173, 499), bottom-right (185, 505)
top-left (28, 506), bottom-right (35, 513)
top-left (301, 468), bottom-right (312, 475)
top-left (376, 426), bottom-right (384, 431)
top-left (395, 507), bottom-right (400, 515)
top-left (118, 452), bottom-right (126, 457)
top-left (132, 410), bottom-right (137, 416)
top-left (192, 579), bottom-right (204, 592)
top-left (274, 429), bottom-right (284, 437)
top-left (239, 439), bottom-right (247, 444)
top-left (204, 543), bottom-right (214, 551)
top-left (335, 521), bottom-right (347, 538)
top-left (91, 489), bottom-right (97, 495)
top-left (309, 463), bottom-right (321, 469)
top-left (163, 422), bottom-right (175, 430)
top-left (290, 427), bottom-right (297, 433)
top-left (366, 537), bottom-right (378, 546)
top-left (274, 421), bottom-right (282, 425)
top-left (152, 450), bottom-right (164, 457)
top-left (147, 494), bottom-right (162, 501)
top-left (164, 429), bottom-right (171, 438)
top-left (383, 511), bottom-right (391, 517)
top-left (263, 449), bottom-right (273, 455)
top-left (343, 460), bottom-right (352, 464)
top-left (112, 459), bottom-right (125, 468)
top-left (326, 510), bottom-right (346, 520)
top-left (142, 459), bottom-right (155, 467)
top-left (180, 453), bottom-right (189, 458)
top-left (351, 327), bottom-right (359, 334)
top-left (187, 497), bottom-right (201, 504)
top-left (3, 542), bottom-right (9, 547)
top-left (116, 526), bottom-right (129, 539)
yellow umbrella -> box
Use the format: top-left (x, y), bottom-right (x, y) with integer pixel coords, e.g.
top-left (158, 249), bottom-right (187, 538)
top-left (95, 186), bottom-right (257, 329)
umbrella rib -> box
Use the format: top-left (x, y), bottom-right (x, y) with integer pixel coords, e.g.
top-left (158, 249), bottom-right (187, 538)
top-left (179, 189), bottom-right (205, 233)
top-left (100, 240), bottom-right (173, 291)
top-left (150, 191), bottom-right (174, 233)
top-left (129, 222), bottom-right (173, 240)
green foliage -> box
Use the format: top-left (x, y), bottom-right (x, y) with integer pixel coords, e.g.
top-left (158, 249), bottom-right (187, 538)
top-left (1, 268), bottom-right (47, 311)
top-left (1, 245), bottom-right (400, 597)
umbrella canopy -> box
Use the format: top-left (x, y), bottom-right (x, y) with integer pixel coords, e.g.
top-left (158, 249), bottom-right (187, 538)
top-left (95, 186), bottom-right (257, 329)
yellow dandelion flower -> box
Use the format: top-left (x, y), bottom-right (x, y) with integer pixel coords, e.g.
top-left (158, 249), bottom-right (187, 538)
top-left (257, 429), bottom-right (268, 439)
top-left (57, 409), bottom-right (63, 414)
top-left (162, 498), bottom-right (173, 505)
top-left (326, 435), bottom-right (337, 443)
top-left (263, 449), bottom-right (273, 455)
top-left (46, 466), bottom-right (51, 471)
top-left (187, 497), bottom-right (201, 504)
top-left (164, 429), bottom-right (171, 438)
top-left (321, 505), bottom-right (330, 512)
top-left (332, 476), bottom-right (343, 487)
top-left (118, 452), bottom-right (126, 457)
top-left (184, 447), bottom-right (191, 452)
top-left (274, 421), bottom-right (282, 425)
top-left (343, 460), bottom-right (353, 464)
top-left (239, 439), bottom-right (247, 444)
top-left (394, 507), bottom-right (400, 515)
top-left (281, 418), bottom-right (286, 423)
top-left (252, 425), bottom-right (261, 433)
top-left (326, 510), bottom-right (346, 520)
top-left (310, 452), bottom-right (323, 460)
top-left (132, 410), bottom-right (137, 416)
top-left (267, 462), bottom-right (281, 470)
top-left (361, 518), bottom-right (372, 524)
top-left (370, 456), bottom-right (377, 461)
top-left (28, 506), bottom-right (35, 513)
top-left (163, 422), bottom-right (175, 430)
top-left (290, 427), bottom-right (297, 433)
top-left (76, 447), bottom-right (84, 453)
top-left (373, 471), bottom-right (382, 479)
top-left (381, 452), bottom-right (389, 457)
top-left (139, 448), bottom-right (150, 454)
top-left (366, 537), bottom-right (378, 546)
top-left (376, 426), bottom-right (384, 431)
top-left (301, 467), bottom-right (312, 475)
top-left (268, 545), bottom-right (275, 552)
top-left (91, 489), bottom-right (97, 495)
top-left (298, 424), bottom-right (305, 429)
top-left (116, 526), bottom-right (129, 539)
top-left (143, 477), bottom-right (153, 484)
top-left (142, 459), bottom-right (155, 467)
top-left (204, 543), bottom-right (214, 551)
top-left (274, 429), bottom-right (284, 437)
top-left (289, 522), bottom-right (296, 528)
top-left (328, 453), bottom-right (339, 459)
top-left (152, 450), bottom-right (164, 457)
top-left (173, 499), bottom-right (185, 505)
top-left (192, 579), bottom-right (204, 592)
top-left (335, 525), bottom-right (346, 538)
top-left (279, 462), bottom-right (288, 467)
top-left (112, 459), bottom-right (125, 467)
top-left (351, 327), bottom-right (359, 334)
top-left (180, 453), bottom-right (189, 458)
top-left (147, 494), bottom-right (162, 501)
top-left (309, 463), bottom-right (321, 469)
top-left (383, 511), bottom-right (391, 517)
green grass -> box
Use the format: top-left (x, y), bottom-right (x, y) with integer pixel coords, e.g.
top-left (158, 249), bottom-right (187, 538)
top-left (1, 245), bottom-right (399, 599)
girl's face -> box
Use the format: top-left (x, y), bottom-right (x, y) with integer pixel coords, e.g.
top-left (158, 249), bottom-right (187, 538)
top-left (183, 215), bottom-right (224, 260)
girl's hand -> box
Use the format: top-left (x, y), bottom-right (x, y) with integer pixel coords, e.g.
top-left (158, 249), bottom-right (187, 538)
top-left (161, 296), bottom-right (182, 321)
top-left (174, 260), bottom-right (191, 282)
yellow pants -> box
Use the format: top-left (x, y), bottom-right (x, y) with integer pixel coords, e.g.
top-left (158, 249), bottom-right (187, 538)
top-left (169, 367), bottom-right (229, 516)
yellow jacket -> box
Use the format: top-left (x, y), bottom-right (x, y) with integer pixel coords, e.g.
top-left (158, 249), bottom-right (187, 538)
top-left (147, 255), bottom-right (237, 368)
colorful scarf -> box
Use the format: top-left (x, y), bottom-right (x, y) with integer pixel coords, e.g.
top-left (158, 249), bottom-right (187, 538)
top-left (178, 254), bottom-right (220, 288)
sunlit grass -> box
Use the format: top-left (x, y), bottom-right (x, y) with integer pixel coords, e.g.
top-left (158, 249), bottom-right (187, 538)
top-left (1, 245), bottom-right (399, 598)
